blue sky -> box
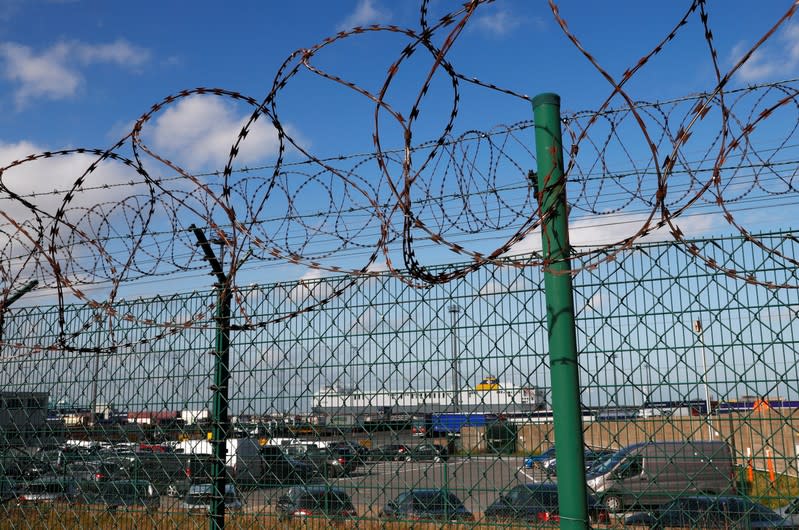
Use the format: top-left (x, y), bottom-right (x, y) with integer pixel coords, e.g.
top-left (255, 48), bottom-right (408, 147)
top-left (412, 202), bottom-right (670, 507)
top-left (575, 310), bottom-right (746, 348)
top-left (1, 0), bottom-right (799, 302)
top-left (2, 1), bottom-right (796, 148)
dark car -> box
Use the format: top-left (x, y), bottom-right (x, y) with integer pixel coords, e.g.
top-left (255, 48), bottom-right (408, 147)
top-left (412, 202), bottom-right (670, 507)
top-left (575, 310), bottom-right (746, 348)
top-left (275, 485), bottom-right (357, 521)
top-left (484, 482), bottom-right (610, 525)
top-left (13, 477), bottom-right (81, 504)
top-left (326, 446), bottom-right (360, 474)
top-left (0, 451), bottom-right (52, 480)
top-left (379, 489), bottom-right (474, 522)
top-left (302, 447), bottom-right (356, 478)
top-left (328, 441), bottom-right (369, 464)
top-left (368, 444), bottom-right (411, 461)
top-left (624, 495), bottom-right (796, 529)
top-left (82, 480), bottom-right (160, 512)
top-left (1, 476), bottom-right (15, 504)
top-left (259, 446), bottom-right (315, 485)
top-left (403, 443), bottom-right (449, 462)
top-left (281, 445), bottom-right (354, 478)
top-left (66, 461), bottom-right (127, 483)
top-left (36, 446), bottom-right (101, 472)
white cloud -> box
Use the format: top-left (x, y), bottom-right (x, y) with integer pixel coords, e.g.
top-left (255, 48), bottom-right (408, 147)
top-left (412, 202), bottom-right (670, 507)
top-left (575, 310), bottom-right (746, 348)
top-left (471, 8), bottom-right (524, 37)
top-left (0, 139), bottom-right (149, 289)
top-left (0, 39), bottom-right (149, 107)
top-left (365, 260), bottom-right (387, 273)
top-left (0, 140), bottom-right (136, 218)
top-left (0, 43), bottom-right (79, 105)
top-left (337, 0), bottom-right (390, 31)
top-left (288, 269), bottom-right (334, 304)
top-left (504, 211), bottom-right (725, 257)
top-left (75, 40), bottom-right (148, 66)
top-left (148, 95), bottom-right (291, 171)
top-left (477, 277), bottom-right (530, 297)
top-left (732, 22), bottom-right (799, 82)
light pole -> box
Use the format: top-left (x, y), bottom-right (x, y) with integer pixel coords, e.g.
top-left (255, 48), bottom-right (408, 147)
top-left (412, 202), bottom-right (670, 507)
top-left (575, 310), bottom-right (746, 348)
top-left (694, 320), bottom-right (713, 440)
top-left (449, 304), bottom-right (461, 409)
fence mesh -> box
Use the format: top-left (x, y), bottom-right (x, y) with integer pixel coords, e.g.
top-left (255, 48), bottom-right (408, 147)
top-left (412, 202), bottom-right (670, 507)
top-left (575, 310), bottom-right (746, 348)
top-left (1, 229), bottom-right (798, 528)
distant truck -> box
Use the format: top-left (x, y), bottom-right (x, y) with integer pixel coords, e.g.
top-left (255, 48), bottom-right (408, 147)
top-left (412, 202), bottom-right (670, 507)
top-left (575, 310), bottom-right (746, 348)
top-left (412, 413), bottom-right (498, 437)
top-left (174, 438), bottom-right (263, 488)
top-left (586, 440), bottom-right (736, 513)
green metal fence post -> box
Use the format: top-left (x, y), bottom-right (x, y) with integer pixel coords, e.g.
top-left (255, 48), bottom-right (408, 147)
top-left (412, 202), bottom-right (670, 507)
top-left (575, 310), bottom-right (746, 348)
top-left (533, 92), bottom-right (589, 529)
top-left (191, 225), bottom-right (232, 530)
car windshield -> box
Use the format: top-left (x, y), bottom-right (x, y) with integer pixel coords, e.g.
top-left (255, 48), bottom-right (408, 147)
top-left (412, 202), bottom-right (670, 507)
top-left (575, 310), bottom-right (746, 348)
top-left (187, 484), bottom-right (236, 500)
top-left (587, 449), bottom-right (627, 475)
top-left (414, 491), bottom-right (462, 511)
top-left (26, 483), bottom-right (67, 494)
top-left (297, 490), bottom-right (351, 509)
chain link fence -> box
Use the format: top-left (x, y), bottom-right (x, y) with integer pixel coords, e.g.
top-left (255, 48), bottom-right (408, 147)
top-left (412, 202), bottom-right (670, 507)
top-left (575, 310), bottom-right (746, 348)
top-left (1, 229), bottom-right (797, 528)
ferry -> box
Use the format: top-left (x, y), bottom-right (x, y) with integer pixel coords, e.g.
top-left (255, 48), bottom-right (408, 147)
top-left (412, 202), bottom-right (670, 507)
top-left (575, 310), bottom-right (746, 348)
top-left (312, 376), bottom-right (545, 417)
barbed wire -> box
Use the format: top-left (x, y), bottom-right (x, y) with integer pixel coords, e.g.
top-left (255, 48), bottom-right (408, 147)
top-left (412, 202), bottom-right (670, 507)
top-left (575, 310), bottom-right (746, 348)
top-left (1, 0), bottom-right (799, 356)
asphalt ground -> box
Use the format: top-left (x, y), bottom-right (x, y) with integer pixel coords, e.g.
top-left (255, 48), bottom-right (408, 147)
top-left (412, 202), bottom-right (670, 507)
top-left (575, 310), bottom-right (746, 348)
top-left (235, 454), bottom-right (535, 518)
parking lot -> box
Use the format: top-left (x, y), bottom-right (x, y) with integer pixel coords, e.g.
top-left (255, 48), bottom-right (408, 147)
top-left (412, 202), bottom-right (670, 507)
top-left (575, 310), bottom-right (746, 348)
top-left (237, 454), bottom-right (530, 517)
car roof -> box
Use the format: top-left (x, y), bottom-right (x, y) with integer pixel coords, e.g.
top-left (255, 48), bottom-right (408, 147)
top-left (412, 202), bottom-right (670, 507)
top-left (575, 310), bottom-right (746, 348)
top-left (519, 482), bottom-right (559, 491)
top-left (294, 485), bottom-right (348, 495)
top-left (404, 489), bottom-right (461, 498)
top-left (187, 483), bottom-right (237, 493)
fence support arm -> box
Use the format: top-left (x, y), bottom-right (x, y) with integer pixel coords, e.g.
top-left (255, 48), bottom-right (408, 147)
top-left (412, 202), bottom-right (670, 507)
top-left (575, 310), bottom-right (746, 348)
top-left (191, 224), bottom-right (231, 530)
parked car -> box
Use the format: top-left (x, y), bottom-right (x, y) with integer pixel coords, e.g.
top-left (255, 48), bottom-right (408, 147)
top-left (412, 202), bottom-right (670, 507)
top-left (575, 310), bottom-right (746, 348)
top-left (587, 441), bottom-right (736, 512)
top-left (66, 461), bottom-right (127, 483)
top-left (523, 447), bottom-right (557, 470)
top-left (379, 489), bottom-right (473, 522)
top-left (328, 441), bottom-right (368, 455)
top-left (328, 441), bottom-right (369, 464)
top-left (484, 482), bottom-right (610, 525)
top-left (82, 480), bottom-right (160, 512)
top-left (36, 446), bottom-right (101, 472)
top-left (275, 485), bottom-right (357, 521)
top-left (403, 443), bottom-right (449, 462)
top-left (14, 477), bottom-right (81, 504)
top-left (779, 497), bottom-right (799, 525)
top-left (164, 454), bottom-right (216, 498)
top-left (1, 476), bottom-right (15, 504)
top-left (624, 495), bottom-right (796, 528)
top-left (583, 449), bottom-right (618, 471)
top-left (279, 445), bottom-right (353, 478)
top-left (367, 444), bottom-right (411, 461)
top-left (522, 447), bottom-right (613, 474)
top-left (259, 446), bottom-right (315, 485)
top-left (180, 483), bottom-right (243, 513)
top-left (0, 451), bottom-right (52, 480)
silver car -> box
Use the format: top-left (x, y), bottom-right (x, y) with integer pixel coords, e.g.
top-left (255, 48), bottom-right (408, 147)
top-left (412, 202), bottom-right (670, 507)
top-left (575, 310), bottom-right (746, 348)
top-left (180, 483), bottom-right (243, 513)
top-left (14, 477), bottom-right (80, 504)
top-left (778, 498), bottom-right (799, 526)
